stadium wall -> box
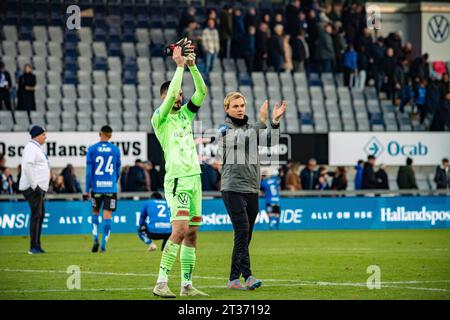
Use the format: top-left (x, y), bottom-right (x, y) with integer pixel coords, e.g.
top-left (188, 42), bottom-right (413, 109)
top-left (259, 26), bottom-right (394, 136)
top-left (1, 196), bottom-right (449, 236)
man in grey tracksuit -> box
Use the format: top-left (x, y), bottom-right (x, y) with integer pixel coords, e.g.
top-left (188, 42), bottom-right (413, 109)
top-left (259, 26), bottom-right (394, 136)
top-left (217, 92), bottom-right (286, 290)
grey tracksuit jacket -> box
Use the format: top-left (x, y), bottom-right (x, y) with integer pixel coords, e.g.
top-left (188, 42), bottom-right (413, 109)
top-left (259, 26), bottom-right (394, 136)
top-left (217, 115), bottom-right (280, 194)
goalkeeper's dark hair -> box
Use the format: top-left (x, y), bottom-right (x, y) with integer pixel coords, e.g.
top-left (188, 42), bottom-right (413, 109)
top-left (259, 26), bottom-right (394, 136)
top-left (100, 125), bottom-right (113, 134)
top-left (151, 192), bottom-right (163, 199)
top-left (160, 81), bottom-right (171, 96)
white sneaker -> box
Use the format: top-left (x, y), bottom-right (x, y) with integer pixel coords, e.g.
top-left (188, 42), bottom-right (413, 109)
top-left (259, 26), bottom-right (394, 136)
top-left (153, 282), bottom-right (176, 298)
top-left (180, 284), bottom-right (209, 297)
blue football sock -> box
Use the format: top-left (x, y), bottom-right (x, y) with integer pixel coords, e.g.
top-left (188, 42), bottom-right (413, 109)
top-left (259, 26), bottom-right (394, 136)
top-left (101, 219), bottom-right (112, 250)
top-left (92, 214), bottom-right (100, 242)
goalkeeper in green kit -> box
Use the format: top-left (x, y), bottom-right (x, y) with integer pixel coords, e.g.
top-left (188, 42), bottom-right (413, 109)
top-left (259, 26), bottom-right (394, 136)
top-left (151, 40), bottom-right (208, 298)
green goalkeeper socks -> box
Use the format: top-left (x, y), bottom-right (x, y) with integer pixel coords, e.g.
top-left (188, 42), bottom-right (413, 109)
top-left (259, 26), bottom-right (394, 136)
top-left (180, 245), bottom-right (196, 287)
top-left (157, 240), bottom-right (180, 283)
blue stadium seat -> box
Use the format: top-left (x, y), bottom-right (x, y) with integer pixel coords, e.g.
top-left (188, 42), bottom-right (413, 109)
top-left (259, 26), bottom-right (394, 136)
top-left (19, 25), bottom-right (33, 41)
top-left (123, 71), bottom-right (137, 85)
top-left (64, 42), bottom-right (78, 58)
top-left (300, 112), bottom-right (314, 125)
top-left (137, 14), bottom-right (150, 28)
top-left (63, 70), bottom-right (78, 84)
top-left (238, 72), bottom-right (252, 86)
top-left (108, 42), bottom-right (121, 56)
top-left (93, 57), bottom-right (108, 71)
top-left (94, 27), bottom-right (107, 42)
top-left (64, 56), bottom-right (78, 72)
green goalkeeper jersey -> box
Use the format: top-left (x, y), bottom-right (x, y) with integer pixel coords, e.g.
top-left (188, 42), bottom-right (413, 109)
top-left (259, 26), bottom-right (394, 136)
top-left (151, 65), bottom-right (206, 181)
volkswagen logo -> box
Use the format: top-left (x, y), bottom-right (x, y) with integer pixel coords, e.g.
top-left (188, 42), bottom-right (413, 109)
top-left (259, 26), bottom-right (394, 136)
top-left (427, 15), bottom-right (449, 43)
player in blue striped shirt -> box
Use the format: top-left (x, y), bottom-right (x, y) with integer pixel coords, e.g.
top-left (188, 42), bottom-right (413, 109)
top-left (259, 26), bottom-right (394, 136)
top-left (84, 125), bottom-right (121, 253)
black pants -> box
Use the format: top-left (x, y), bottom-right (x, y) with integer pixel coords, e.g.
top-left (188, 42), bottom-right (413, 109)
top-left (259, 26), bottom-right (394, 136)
top-left (222, 191), bottom-right (259, 281)
top-left (23, 187), bottom-right (45, 250)
top-left (0, 90), bottom-right (12, 110)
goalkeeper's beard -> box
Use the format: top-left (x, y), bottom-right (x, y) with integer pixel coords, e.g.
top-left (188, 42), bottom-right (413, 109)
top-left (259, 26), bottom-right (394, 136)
top-left (173, 99), bottom-right (182, 111)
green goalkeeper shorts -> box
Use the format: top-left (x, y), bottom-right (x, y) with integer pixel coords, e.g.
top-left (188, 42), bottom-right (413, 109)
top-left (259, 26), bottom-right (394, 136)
top-left (164, 174), bottom-right (202, 226)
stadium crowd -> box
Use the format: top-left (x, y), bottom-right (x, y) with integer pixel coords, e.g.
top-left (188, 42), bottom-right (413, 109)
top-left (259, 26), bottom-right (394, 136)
top-left (1, 152), bottom-right (449, 195)
top-left (176, 0), bottom-right (450, 129)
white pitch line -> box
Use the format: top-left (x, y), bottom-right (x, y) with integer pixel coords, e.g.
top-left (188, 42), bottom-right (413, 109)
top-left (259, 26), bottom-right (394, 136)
top-left (1, 268), bottom-right (450, 293)
top-left (1, 282), bottom-right (450, 295)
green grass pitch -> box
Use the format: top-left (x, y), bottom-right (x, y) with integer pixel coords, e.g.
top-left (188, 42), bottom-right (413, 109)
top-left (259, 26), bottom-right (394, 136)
top-left (0, 229), bottom-right (449, 300)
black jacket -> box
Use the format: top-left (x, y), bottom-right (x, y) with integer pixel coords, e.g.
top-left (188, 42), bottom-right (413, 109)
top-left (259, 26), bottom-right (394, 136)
top-left (362, 163), bottom-right (377, 189)
top-left (17, 73), bottom-right (36, 111)
top-left (300, 168), bottom-right (319, 190)
top-left (375, 169), bottom-right (389, 190)
top-left (434, 166), bottom-right (450, 189)
top-left (126, 165), bottom-right (146, 192)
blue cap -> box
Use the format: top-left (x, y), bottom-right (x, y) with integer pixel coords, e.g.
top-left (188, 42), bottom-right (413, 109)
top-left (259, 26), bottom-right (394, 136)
top-left (29, 125), bottom-right (46, 138)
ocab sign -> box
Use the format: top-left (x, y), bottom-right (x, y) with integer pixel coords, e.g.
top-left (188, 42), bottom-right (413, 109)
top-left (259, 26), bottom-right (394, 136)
top-left (329, 132), bottom-right (450, 165)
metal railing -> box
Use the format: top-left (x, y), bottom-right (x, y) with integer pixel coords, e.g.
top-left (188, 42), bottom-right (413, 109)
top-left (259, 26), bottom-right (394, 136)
top-left (0, 189), bottom-right (448, 201)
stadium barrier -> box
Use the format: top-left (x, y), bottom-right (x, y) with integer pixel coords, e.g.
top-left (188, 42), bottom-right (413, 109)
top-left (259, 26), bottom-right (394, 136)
top-left (1, 190), bottom-right (449, 236)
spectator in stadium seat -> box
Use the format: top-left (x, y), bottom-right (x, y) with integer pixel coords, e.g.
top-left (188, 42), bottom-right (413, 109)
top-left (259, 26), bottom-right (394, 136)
top-left (434, 158), bottom-right (450, 189)
top-left (231, 8), bottom-right (245, 58)
top-left (357, 46), bottom-right (369, 89)
top-left (269, 24), bottom-right (286, 72)
top-left (148, 161), bottom-right (163, 191)
top-left (382, 48), bottom-right (397, 105)
top-left (243, 25), bottom-right (256, 73)
top-left (201, 159), bottom-right (220, 191)
top-left (331, 21), bottom-right (346, 74)
top-left (375, 164), bottom-right (389, 190)
top-left (331, 166), bottom-right (348, 191)
top-left (415, 79), bottom-right (428, 124)
top-left (291, 29), bottom-right (309, 72)
top-left (143, 161), bottom-right (152, 192)
top-left (17, 64), bottom-right (37, 112)
top-left (178, 6), bottom-right (196, 37)
top-left (219, 5), bottom-right (233, 59)
top-left (429, 79), bottom-right (447, 131)
top-left (61, 164), bottom-right (81, 193)
top-left (203, 8), bottom-right (218, 28)
top-left (369, 37), bottom-right (386, 94)
top-left (399, 77), bottom-right (415, 113)
top-left (183, 21), bottom-right (203, 57)
top-left (384, 31), bottom-right (403, 58)
top-left (202, 18), bottom-right (220, 74)
top-left (354, 159), bottom-right (364, 190)
top-left (271, 12), bottom-right (285, 34)
top-left (285, 0), bottom-right (302, 38)
top-left (0, 61), bottom-right (12, 111)
top-left (300, 158), bottom-right (319, 190)
top-left (410, 53), bottom-right (429, 83)
top-left (244, 7), bottom-right (258, 30)
top-left (316, 22), bottom-right (335, 73)
top-left (362, 155), bottom-right (377, 189)
top-left (120, 165), bottom-right (129, 192)
top-left (286, 162), bottom-right (301, 191)
top-left (0, 166), bottom-right (14, 194)
top-left (343, 44), bottom-right (357, 87)
top-left (283, 34), bottom-right (294, 72)
top-left (125, 159), bottom-right (147, 192)
top-left (393, 56), bottom-right (409, 106)
top-left (402, 42), bottom-right (414, 65)
top-left (254, 22), bottom-right (270, 72)
top-left (397, 158), bottom-right (418, 190)
top-left (316, 166), bottom-right (330, 190)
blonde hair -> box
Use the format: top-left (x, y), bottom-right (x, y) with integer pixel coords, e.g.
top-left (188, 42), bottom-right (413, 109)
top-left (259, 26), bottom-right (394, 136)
top-left (223, 92), bottom-right (247, 112)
